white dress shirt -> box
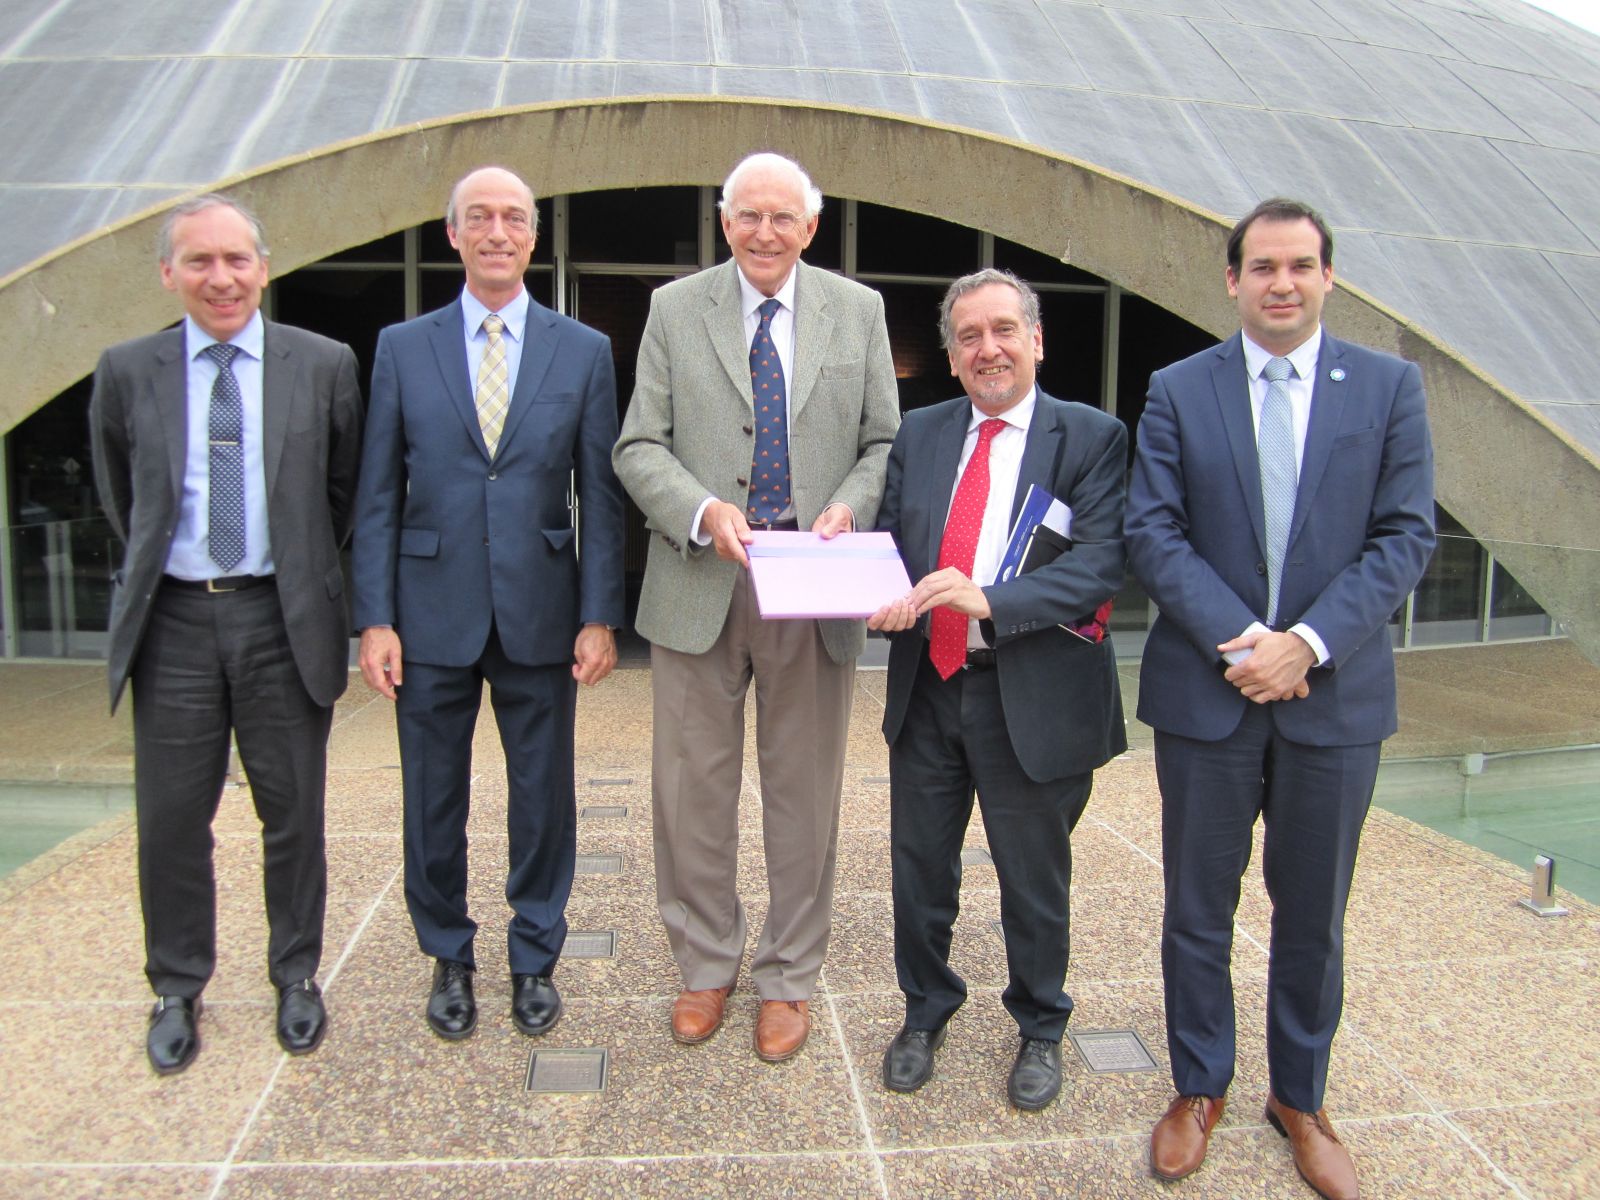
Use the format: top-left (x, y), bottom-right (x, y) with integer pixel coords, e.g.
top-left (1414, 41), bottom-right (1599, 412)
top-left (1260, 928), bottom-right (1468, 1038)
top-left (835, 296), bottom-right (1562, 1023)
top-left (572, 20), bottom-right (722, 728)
top-left (947, 387), bottom-right (1036, 649)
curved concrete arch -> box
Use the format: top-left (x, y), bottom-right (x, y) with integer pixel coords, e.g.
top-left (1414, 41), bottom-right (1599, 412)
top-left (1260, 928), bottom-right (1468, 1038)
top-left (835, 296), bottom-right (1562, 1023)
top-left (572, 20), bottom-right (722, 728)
top-left (4, 96), bottom-right (1596, 655)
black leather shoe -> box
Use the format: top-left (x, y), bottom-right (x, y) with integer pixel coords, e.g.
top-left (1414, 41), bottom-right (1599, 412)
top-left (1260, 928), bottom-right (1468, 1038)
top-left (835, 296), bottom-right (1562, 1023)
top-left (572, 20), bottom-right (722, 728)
top-left (511, 974), bottom-right (563, 1036)
top-left (147, 996), bottom-right (201, 1075)
top-left (276, 979), bottom-right (327, 1055)
top-left (426, 960), bottom-right (477, 1040)
top-left (1007, 1037), bottom-right (1062, 1110)
top-left (882, 1023), bottom-right (948, 1093)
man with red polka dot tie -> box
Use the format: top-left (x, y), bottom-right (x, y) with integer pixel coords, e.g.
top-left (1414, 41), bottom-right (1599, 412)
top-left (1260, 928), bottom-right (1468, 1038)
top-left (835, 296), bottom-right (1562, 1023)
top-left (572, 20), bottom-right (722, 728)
top-left (869, 269), bottom-right (1128, 1112)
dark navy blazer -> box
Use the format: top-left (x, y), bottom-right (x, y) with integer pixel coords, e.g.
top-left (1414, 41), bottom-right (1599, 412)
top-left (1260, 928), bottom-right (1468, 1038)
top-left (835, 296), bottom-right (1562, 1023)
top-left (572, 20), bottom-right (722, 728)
top-left (351, 297), bottom-right (624, 667)
top-left (1126, 331), bottom-right (1436, 747)
top-left (877, 390), bottom-right (1129, 782)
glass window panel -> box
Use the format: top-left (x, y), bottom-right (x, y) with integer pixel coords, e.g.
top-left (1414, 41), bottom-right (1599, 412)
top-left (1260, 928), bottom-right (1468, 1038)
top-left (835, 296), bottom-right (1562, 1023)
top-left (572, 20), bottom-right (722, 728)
top-left (993, 239), bottom-right (1107, 287)
top-left (1034, 290), bottom-right (1104, 408)
top-left (856, 202), bottom-right (978, 277)
top-left (569, 269), bottom-right (684, 609)
top-left (874, 280), bottom-right (952, 414)
top-left (1117, 293), bottom-right (1217, 466)
top-left (419, 266), bottom-right (553, 315)
top-left (271, 267), bottom-right (405, 386)
top-left (419, 197), bottom-right (554, 264)
top-left (1489, 559), bottom-right (1551, 639)
top-left (322, 232), bottom-right (405, 263)
top-left (1412, 508), bottom-right (1485, 645)
top-left (569, 187), bottom-right (698, 265)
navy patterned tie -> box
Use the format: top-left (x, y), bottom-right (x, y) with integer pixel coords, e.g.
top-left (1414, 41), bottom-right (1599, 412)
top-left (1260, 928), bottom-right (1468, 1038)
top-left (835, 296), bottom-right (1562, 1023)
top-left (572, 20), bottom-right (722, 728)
top-left (1260, 355), bottom-right (1297, 625)
top-left (204, 343), bottom-right (246, 572)
top-left (747, 298), bottom-right (791, 525)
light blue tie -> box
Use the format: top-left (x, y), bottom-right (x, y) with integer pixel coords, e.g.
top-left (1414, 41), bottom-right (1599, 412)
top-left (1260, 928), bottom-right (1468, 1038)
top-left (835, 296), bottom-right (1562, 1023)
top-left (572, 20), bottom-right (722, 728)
top-left (1260, 355), bottom-right (1297, 626)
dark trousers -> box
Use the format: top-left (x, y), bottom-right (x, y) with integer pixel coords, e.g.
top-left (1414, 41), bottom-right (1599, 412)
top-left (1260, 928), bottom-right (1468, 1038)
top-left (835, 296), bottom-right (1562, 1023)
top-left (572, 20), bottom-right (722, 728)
top-left (889, 653), bottom-right (1092, 1041)
top-left (1156, 702), bottom-right (1379, 1113)
top-left (396, 622), bottom-right (576, 976)
top-left (131, 580), bottom-right (331, 998)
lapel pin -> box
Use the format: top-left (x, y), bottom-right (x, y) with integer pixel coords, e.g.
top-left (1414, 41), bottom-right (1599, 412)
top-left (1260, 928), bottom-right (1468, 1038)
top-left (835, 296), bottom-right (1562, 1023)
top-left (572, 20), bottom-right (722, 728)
top-left (1329, 368), bottom-right (1346, 382)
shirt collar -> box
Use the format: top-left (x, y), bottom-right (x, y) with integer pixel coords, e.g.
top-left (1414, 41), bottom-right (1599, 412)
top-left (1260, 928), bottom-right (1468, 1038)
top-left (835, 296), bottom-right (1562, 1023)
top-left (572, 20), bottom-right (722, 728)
top-left (1242, 326), bottom-right (1322, 382)
top-left (967, 386), bottom-right (1037, 435)
top-left (736, 263), bottom-right (799, 320)
top-left (186, 310), bottom-right (264, 361)
top-left (462, 285), bottom-right (529, 342)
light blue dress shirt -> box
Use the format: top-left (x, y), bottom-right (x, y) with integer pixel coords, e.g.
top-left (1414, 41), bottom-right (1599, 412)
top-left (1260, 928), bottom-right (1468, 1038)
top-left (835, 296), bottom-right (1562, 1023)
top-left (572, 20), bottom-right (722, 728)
top-left (165, 312), bottom-right (275, 580)
top-left (460, 285), bottom-right (529, 406)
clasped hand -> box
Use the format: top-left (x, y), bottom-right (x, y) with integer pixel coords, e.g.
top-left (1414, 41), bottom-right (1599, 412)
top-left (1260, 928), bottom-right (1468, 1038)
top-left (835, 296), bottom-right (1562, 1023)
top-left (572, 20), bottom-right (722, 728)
top-left (868, 567), bottom-right (989, 632)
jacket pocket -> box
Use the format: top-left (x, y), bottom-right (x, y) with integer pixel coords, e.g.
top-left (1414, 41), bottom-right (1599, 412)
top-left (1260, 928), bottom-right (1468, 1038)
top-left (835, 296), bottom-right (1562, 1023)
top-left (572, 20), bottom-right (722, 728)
top-left (399, 528), bottom-right (440, 557)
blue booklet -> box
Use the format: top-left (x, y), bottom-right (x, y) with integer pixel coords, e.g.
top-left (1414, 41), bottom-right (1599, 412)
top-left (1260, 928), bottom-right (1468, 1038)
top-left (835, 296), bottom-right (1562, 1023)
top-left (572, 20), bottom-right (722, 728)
top-left (997, 484), bottom-right (1073, 583)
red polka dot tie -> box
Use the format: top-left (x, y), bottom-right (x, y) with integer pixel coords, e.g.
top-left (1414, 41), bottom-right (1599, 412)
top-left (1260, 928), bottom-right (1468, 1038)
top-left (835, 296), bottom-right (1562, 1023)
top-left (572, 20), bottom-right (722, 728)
top-left (930, 418), bottom-right (1006, 679)
top-left (746, 298), bottom-right (791, 524)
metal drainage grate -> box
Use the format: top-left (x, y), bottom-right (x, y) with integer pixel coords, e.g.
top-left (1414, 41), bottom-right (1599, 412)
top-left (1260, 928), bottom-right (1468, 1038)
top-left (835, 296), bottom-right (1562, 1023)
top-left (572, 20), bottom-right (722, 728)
top-left (961, 847), bottom-right (993, 866)
top-left (580, 804), bottom-right (629, 819)
top-left (587, 778), bottom-right (634, 786)
top-left (1068, 1029), bottom-right (1159, 1074)
top-left (565, 930), bottom-right (617, 959)
top-left (525, 1047), bottom-right (609, 1093)
top-left (575, 853), bottom-right (623, 875)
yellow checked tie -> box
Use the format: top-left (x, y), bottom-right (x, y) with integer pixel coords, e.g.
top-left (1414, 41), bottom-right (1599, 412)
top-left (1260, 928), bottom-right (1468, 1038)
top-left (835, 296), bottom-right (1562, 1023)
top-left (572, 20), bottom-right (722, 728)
top-left (476, 313), bottom-right (509, 456)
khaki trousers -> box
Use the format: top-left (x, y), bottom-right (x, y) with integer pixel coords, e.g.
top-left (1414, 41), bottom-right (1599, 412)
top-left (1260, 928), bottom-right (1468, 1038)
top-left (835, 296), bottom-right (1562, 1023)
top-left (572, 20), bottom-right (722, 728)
top-left (650, 570), bottom-right (855, 1000)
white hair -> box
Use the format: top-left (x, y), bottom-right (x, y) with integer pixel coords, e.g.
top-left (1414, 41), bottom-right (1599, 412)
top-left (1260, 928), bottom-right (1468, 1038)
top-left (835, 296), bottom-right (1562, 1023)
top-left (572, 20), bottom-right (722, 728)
top-left (718, 152), bottom-right (823, 220)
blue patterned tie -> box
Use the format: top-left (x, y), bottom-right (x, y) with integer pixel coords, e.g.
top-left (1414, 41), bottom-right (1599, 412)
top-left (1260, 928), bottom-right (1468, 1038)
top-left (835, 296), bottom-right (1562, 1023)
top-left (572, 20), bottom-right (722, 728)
top-left (204, 343), bottom-right (246, 572)
top-left (1260, 356), bottom-right (1297, 626)
top-left (746, 298), bottom-right (791, 524)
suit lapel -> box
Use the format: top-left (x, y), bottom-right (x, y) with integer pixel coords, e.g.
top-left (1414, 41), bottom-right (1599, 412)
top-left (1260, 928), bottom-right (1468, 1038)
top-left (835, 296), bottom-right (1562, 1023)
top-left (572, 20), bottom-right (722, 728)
top-left (426, 300), bottom-right (487, 459)
top-left (922, 402), bottom-right (971, 576)
top-left (788, 261), bottom-right (833, 421)
top-left (155, 328), bottom-right (189, 510)
top-left (1211, 334), bottom-right (1269, 561)
top-left (1011, 392), bottom-right (1064, 524)
top-left (260, 322), bottom-right (294, 499)
top-left (1290, 335), bottom-right (1347, 548)
top-left (494, 298), bottom-right (559, 453)
top-left (702, 261), bottom-right (755, 408)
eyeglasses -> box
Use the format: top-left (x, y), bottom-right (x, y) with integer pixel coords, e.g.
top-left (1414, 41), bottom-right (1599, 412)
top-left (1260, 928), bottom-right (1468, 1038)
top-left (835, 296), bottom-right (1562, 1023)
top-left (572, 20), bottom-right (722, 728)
top-left (729, 208), bottom-right (804, 234)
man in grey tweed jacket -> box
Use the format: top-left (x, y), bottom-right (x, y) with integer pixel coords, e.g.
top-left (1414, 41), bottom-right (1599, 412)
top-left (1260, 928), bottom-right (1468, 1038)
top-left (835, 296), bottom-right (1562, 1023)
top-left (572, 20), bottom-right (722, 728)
top-left (614, 151), bottom-right (899, 1062)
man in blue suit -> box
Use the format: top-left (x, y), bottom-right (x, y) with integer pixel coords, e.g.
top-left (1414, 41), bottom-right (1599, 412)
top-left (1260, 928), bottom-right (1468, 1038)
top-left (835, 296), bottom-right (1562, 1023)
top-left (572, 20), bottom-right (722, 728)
top-left (1126, 199), bottom-right (1434, 1200)
top-left (870, 269), bottom-right (1127, 1111)
top-left (352, 166), bottom-right (625, 1041)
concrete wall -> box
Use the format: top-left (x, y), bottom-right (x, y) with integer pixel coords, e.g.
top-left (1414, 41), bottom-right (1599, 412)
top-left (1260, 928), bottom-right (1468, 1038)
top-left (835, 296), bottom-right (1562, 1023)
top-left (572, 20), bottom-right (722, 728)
top-left (4, 96), bottom-right (1596, 658)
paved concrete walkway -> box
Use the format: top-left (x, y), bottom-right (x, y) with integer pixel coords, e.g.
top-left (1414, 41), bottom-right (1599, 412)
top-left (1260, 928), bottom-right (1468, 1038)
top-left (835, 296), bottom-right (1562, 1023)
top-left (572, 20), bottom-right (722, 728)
top-left (0, 647), bottom-right (1596, 1198)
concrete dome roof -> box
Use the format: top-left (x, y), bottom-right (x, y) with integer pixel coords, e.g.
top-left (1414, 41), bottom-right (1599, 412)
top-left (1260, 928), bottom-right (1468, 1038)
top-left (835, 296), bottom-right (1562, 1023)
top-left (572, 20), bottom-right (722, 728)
top-left (2, 0), bottom-right (1598, 457)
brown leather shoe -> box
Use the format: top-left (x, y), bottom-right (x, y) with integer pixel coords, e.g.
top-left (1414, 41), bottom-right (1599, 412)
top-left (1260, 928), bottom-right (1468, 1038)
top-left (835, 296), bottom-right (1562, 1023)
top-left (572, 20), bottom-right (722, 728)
top-left (754, 999), bottom-right (810, 1062)
top-left (671, 985), bottom-right (733, 1044)
top-left (1265, 1093), bottom-right (1359, 1200)
top-left (1150, 1093), bottom-right (1226, 1180)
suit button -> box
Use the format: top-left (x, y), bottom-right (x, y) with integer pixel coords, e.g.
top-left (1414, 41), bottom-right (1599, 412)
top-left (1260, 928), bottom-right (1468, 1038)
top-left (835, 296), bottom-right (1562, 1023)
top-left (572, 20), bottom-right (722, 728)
top-left (742, 425), bottom-right (753, 436)
top-left (736, 476), bottom-right (748, 487)
top-left (1256, 562), bottom-right (1267, 575)
top-left (483, 537), bottom-right (489, 546)
top-left (488, 470), bottom-right (498, 481)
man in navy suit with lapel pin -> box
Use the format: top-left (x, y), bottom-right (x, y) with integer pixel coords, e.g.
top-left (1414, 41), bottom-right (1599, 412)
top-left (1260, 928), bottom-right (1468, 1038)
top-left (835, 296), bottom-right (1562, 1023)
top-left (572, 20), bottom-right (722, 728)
top-left (869, 269), bottom-right (1128, 1111)
top-left (352, 166), bottom-right (625, 1042)
top-left (91, 194), bottom-right (364, 1074)
top-left (1126, 199), bottom-right (1435, 1200)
